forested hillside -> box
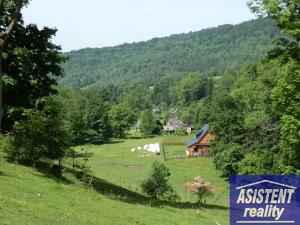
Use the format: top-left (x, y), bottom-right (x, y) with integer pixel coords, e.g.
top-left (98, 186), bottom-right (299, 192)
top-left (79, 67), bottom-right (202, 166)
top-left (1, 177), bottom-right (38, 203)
top-left (1, 0), bottom-right (300, 224)
top-left (60, 18), bottom-right (280, 88)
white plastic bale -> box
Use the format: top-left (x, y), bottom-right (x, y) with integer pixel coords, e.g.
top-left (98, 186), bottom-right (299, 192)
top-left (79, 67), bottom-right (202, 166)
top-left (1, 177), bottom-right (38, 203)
top-left (149, 144), bottom-right (155, 152)
top-left (156, 143), bottom-right (160, 153)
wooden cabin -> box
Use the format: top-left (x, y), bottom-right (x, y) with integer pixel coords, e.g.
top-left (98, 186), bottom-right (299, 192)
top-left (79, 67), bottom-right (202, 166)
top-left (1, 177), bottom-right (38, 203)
top-left (186, 124), bottom-right (215, 157)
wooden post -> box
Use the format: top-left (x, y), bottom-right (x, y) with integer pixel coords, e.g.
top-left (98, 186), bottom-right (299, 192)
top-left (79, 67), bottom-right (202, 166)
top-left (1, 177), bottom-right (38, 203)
top-left (72, 148), bottom-right (75, 168)
top-left (185, 176), bottom-right (187, 202)
top-left (162, 143), bottom-right (166, 162)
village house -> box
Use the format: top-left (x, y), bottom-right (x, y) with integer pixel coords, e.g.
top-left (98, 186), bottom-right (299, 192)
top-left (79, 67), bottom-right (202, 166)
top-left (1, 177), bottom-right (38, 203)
top-left (163, 117), bottom-right (186, 134)
top-left (186, 124), bottom-right (215, 157)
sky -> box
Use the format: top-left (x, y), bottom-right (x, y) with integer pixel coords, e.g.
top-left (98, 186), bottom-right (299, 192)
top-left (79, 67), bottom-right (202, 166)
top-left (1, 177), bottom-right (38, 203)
top-left (22, 0), bottom-right (255, 52)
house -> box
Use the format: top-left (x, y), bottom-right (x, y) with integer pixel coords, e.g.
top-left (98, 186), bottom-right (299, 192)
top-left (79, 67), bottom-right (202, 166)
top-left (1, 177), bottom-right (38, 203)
top-left (186, 124), bottom-right (215, 157)
top-left (163, 117), bottom-right (186, 134)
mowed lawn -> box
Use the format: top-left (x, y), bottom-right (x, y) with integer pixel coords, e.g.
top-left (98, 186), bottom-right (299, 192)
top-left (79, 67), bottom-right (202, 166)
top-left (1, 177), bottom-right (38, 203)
top-left (0, 135), bottom-right (230, 225)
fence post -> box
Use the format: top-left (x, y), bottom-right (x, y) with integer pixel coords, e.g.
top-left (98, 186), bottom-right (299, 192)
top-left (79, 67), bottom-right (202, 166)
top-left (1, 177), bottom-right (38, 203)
top-left (162, 143), bottom-right (166, 161)
top-left (185, 176), bottom-right (187, 202)
top-left (72, 148), bottom-right (75, 168)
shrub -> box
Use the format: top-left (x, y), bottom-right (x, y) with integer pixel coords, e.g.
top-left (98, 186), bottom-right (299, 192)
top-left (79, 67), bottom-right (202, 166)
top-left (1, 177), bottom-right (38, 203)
top-left (175, 127), bottom-right (187, 136)
top-left (0, 135), bottom-right (13, 159)
top-left (6, 96), bottom-right (71, 168)
top-left (238, 152), bottom-right (273, 175)
top-left (214, 143), bottom-right (244, 177)
top-left (195, 185), bottom-right (213, 203)
top-left (141, 161), bottom-right (179, 201)
top-left (184, 177), bottom-right (213, 204)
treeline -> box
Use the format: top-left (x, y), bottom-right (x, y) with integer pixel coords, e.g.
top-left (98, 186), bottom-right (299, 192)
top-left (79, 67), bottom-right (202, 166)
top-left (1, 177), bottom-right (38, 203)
top-left (202, 0), bottom-right (300, 175)
top-left (200, 62), bottom-right (281, 175)
top-left (206, 59), bottom-right (300, 175)
top-left (60, 18), bottom-right (280, 88)
top-left (53, 73), bottom-right (209, 144)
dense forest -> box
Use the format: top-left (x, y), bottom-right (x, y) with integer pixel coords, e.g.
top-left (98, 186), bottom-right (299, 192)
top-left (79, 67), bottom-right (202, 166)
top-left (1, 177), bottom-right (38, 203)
top-left (60, 18), bottom-right (280, 88)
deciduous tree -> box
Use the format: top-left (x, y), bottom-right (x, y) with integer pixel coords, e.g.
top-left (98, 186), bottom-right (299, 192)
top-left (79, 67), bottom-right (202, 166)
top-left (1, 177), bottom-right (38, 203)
top-left (2, 23), bottom-right (66, 131)
top-left (0, 0), bottom-right (28, 130)
top-left (109, 104), bottom-right (136, 138)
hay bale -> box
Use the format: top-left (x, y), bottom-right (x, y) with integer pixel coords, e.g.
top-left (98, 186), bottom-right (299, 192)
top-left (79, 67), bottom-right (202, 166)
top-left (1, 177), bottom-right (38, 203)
top-left (184, 177), bottom-right (213, 193)
top-left (184, 182), bottom-right (199, 193)
top-left (194, 176), bottom-right (204, 184)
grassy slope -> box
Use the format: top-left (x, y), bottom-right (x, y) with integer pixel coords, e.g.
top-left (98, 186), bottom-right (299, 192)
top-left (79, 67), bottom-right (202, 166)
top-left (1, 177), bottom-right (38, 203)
top-left (0, 135), bottom-right (229, 225)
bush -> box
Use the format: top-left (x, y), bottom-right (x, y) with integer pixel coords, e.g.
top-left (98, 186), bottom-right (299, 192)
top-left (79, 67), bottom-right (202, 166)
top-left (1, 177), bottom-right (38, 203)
top-left (0, 135), bottom-right (13, 158)
top-left (141, 161), bottom-right (179, 201)
top-left (214, 143), bottom-right (244, 177)
top-left (184, 177), bottom-right (214, 204)
top-left (6, 96), bottom-right (71, 167)
top-left (195, 185), bottom-right (213, 203)
top-left (238, 152), bottom-right (273, 175)
top-left (175, 127), bottom-right (187, 136)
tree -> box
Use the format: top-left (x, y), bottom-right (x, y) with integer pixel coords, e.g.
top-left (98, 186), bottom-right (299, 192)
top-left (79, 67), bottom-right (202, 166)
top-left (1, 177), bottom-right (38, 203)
top-left (214, 143), bottom-right (244, 177)
top-left (174, 73), bottom-right (207, 106)
top-left (85, 94), bottom-right (112, 143)
top-left (109, 104), bottom-right (136, 138)
top-left (248, 0), bottom-right (300, 40)
top-left (6, 95), bottom-right (71, 168)
top-left (141, 162), bottom-right (179, 201)
top-left (2, 23), bottom-right (66, 131)
top-left (248, 1), bottom-right (300, 64)
top-left (239, 151), bottom-right (274, 175)
top-left (248, 0), bottom-right (300, 173)
top-left (271, 61), bottom-right (300, 172)
top-left (0, 0), bottom-right (28, 130)
top-left (122, 82), bottom-right (151, 110)
top-left (59, 88), bottom-right (87, 145)
top-left (140, 110), bottom-right (156, 136)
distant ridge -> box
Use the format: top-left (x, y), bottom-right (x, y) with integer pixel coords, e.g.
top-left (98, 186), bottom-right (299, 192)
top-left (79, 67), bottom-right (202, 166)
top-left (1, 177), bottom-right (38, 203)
top-left (60, 18), bottom-right (280, 88)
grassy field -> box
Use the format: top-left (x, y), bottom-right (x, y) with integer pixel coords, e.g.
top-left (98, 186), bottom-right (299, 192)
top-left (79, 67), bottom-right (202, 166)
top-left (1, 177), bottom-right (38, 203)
top-left (0, 135), bottom-right (229, 225)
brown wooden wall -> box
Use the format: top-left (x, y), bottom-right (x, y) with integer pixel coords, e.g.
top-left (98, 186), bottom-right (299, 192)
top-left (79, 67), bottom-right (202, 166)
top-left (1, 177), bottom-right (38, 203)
top-left (199, 132), bottom-right (215, 145)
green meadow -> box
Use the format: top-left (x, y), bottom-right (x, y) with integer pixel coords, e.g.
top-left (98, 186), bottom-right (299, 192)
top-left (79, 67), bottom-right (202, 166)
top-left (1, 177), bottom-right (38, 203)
top-left (0, 135), bottom-right (229, 225)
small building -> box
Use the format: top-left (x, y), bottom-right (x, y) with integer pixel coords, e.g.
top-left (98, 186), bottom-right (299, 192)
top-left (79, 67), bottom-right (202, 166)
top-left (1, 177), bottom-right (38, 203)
top-left (186, 127), bottom-right (193, 134)
top-left (186, 124), bottom-right (215, 157)
top-left (163, 117), bottom-right (186, 134)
